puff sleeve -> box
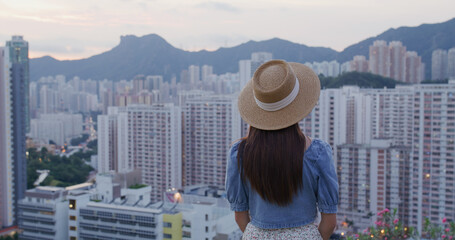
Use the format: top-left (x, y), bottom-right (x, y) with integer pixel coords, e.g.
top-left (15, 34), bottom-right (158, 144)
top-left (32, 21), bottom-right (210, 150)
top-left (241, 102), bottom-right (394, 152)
top-left (315, 141), bottom-right (339, 213)
top-left (225, 141), bottom-right (249, 212)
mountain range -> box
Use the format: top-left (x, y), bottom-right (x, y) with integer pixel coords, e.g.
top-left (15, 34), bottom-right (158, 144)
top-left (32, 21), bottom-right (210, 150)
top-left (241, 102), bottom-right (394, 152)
top-left (30, 18), bottom-right (455, 81)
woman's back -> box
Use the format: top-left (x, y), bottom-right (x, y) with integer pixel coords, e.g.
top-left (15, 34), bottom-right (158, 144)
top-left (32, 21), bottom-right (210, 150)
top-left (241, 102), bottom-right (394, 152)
top-left (226, 138), bottom-right (338, 229)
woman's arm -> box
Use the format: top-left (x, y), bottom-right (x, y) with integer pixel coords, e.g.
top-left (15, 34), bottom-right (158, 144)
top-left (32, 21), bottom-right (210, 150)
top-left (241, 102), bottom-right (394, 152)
top-left (235, 211), bottom-right (250, 232)
top-left (318, 213), bottom-right (337, 240)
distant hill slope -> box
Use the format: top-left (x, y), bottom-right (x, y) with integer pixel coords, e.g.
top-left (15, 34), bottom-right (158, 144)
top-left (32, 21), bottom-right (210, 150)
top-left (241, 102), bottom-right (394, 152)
top-left (30, 18), bottom-right (455, 81)
top-left (320, 72), bottom-right (400, 89)
top-left (30, 34), bottom-right (337, 81)
top-left (338, 18), bottom-right (455, 79)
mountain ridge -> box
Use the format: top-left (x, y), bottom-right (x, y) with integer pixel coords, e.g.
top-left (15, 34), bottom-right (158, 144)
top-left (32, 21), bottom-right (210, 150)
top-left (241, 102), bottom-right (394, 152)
top-left (30, 17), bottom-right (455, 81)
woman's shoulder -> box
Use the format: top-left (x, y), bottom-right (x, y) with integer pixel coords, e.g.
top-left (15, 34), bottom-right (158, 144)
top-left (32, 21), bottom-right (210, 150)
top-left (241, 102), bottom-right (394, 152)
top-left (305, 138), bottom-right (333, 163)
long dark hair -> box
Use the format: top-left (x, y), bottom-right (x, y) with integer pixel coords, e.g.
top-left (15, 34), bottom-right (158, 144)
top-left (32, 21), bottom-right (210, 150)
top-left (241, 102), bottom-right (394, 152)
top-left (237, 123), bottom-right (306, 206)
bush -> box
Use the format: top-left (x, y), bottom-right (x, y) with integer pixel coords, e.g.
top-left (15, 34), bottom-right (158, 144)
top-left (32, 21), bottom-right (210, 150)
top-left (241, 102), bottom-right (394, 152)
top-left (423, 217), bottom-right (455, 239)
top-left (347, 208), bottom-right (417, 240)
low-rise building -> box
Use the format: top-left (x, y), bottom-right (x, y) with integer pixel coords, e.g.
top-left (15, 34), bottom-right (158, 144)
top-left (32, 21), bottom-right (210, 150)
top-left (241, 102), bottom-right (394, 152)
top-left (18, 186), bottom-right (69, 240)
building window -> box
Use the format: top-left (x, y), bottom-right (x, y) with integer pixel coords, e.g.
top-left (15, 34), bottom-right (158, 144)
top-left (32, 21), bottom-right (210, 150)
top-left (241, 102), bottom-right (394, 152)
top-left (69, 215), bottom-right (77, 221)
top-left (163, 222), bottom-right (172, 228)
top-left (163, 233), bottom-right (172, 239)
top-left (70, 226), bottom-right (77, 231)
top-left (69, 199), bottom-right (76, 210)
top-left (70, 237), bottom-right (77, 240)
top-left (206, 226), bottom-right (208, 232)
top-left (205, 214), bottom-right (208, 221)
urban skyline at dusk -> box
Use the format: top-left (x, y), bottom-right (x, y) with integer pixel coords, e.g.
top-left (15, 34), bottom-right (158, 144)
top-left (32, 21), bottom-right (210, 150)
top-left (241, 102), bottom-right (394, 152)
top-left (1, 1), bottom-right (455, 238)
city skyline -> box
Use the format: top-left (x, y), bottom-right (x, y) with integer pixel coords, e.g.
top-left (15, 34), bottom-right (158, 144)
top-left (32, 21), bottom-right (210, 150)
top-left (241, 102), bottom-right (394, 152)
top-left (0, 0), bottom-right (454, 60)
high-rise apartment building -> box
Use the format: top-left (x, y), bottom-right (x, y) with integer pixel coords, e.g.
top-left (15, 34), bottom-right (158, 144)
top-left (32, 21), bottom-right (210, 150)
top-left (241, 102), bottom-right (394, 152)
top-left (5, 36), bottom-right (30, 132)
top-left (350, 55), bottom-right (369, 73)
top-left (238, 59), bottom-right (251, 90)
top-left (410, 82), bottom-right (455, 233)
top-left (337, 140), bottom-right (411, 231)
top-left (0, 36), bottom-right (28, 229)
top-left (448, 48), bottom-right (455, 79)
top-left (389, 41), bottom-right (407, 82)
top-left (201, 65), bottom-right (213, 83)
top-left (405, 51), bottom-right (425, 83)
top-left (188, 65), bottom-right (200, 85)
top-left (183, 95), bottom-right (241, 188)
top-left (30, 113), bottom-right (83, 145)
top-left (97, 104), bottom-right (182, 202)
top-left (432, 49), bottom-right (448, 80)
top-left (366, 86), bottom-right (415, 147)
top-left (369, 40), bottom-right (390, 78)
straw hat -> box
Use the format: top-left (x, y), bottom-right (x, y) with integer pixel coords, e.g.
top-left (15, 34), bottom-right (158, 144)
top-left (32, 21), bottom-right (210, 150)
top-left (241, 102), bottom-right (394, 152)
top-left (238, 60), bottom-right (320, 130)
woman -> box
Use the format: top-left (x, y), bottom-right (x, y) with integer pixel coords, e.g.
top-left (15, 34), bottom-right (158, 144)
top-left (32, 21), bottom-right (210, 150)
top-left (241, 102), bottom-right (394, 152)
top-left (226, 60), bottom-right (339, 239)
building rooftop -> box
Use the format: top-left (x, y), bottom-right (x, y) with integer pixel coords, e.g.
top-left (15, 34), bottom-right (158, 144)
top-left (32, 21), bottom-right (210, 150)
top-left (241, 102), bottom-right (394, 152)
top-left (25, 186), bottom-right (67, 200)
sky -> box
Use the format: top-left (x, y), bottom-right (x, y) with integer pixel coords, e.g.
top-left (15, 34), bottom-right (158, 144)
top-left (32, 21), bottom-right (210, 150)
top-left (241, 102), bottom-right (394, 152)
top-left (0, 0), bottom-right (454, 60)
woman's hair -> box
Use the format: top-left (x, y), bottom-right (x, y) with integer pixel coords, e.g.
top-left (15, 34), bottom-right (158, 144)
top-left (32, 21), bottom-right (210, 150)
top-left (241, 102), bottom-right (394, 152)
top-left (237, 123), bottom-right (306, 206)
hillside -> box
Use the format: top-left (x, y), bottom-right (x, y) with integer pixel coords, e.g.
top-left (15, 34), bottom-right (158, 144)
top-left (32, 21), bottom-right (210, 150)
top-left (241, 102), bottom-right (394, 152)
top-left (320, 72), bottom-right (400, 89)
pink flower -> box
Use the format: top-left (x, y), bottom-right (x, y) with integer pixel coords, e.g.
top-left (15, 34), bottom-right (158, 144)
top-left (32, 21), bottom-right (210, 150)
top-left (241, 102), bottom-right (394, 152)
top-left (443, 217), bottom-right (447, 223)
top-left (375, 221), bottom-right (382, 226)
top-left (363, 229), bottom-right (368, 233)
top-left (377, 212), bottom-right (383, 216)
top-left (355, 234), bottom-right (359, 238)
top-left (446, 228), bottom-right (450, 232)
top-left (449, 236), bottom-right (453, 240)
top-left (385, 238), bottom-right (388, 240)
top-left (403, 235), bottom-right (407, 238)
top-left (384, 208), bottom-right (390, 213)
top-left (442, 235), bottom-right (446, 239)
top-left (393, 219), bottom-right (399, 224)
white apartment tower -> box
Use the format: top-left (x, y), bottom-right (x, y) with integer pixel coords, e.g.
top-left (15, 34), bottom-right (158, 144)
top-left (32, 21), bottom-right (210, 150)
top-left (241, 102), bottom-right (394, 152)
top-left (337, 140), bottom-right (411, 231)
top-left (366, 86), bottom-right (415, 147)
top-left (238, 59), bottom-right (252, 90)
top-left (183, 95), bottom-right (241, 188)
top-left (97, 104), bottom-right (182, 202)
top-left (410, 82), bottom-right (455, 233)
top-left (188, 65), bottom-right (200, 85)
top-left (432, 49), bottom-right (448, 80)
top-left (201, 65), bottom-right (213, 83)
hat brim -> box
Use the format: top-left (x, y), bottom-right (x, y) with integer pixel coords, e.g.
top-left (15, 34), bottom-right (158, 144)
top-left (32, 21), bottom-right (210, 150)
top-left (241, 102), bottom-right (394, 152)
top-left (238, 62), bottom-right (320, 131)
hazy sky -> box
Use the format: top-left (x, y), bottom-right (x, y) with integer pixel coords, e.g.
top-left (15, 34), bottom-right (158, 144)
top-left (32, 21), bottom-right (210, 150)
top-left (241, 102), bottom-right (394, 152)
top-left (0, 0), bottom-right (454, 60)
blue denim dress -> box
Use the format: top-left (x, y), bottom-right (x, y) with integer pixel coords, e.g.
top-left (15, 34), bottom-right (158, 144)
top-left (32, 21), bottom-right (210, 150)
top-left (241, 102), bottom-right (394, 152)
top-left (225, 139), bottom-right (339, 229)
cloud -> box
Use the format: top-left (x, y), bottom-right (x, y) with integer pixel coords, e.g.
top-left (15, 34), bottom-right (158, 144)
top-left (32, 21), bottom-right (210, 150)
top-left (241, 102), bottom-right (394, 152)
top-left (195, 1), bottom-right (239, 12)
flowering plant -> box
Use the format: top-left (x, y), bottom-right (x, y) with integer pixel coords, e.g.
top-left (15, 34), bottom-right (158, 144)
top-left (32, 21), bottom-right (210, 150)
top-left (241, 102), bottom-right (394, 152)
top-left (346, 208), bottom-right (417, 240)
top-left (423, 217), bottom-right (455, 239)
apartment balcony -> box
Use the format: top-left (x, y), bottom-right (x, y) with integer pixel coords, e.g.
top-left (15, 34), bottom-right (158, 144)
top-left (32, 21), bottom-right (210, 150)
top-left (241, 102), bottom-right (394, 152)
top-left (21, 231), bottom-right (54, 240)
top-left (18, 211), bottom-right (56, 224)
top-left (20, 220), bottom-right (56, 232)
top-left (79, 227), bottom-right (157, 240)
top-left (18, 201), bottom-right (55, 212)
